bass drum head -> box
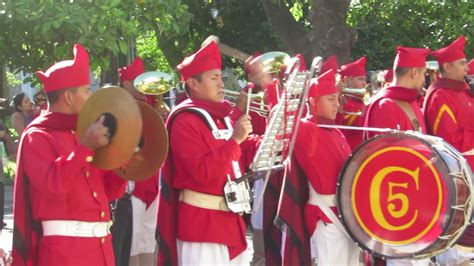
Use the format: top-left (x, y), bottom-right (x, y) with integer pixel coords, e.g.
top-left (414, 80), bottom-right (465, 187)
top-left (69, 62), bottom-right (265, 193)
top-left (337, 132), bottom-right (471, 259)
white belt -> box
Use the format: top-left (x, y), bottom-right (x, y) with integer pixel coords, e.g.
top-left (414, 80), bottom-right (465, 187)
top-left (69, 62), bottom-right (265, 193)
top-left (307, 186), bottom-right (336, 207)
top-left (42, 220), bottom-right (112, 237)
top-left (462, 149), bottom-right (474, 156)
top-left (179, 189), bottom-right (230, 212)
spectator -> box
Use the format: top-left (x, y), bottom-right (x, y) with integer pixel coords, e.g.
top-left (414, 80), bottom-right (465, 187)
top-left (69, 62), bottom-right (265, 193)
top-left (11, 93), bottom-right (34, 135)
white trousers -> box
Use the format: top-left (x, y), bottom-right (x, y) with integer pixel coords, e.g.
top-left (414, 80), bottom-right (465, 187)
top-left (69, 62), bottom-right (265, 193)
top-left (130, 196), bottom-right (158, 256)
top-left (436, 246), bottom-right (474, 265)
top-left (310, 220), bottom-right (359, 266)
top-left (386, 258), bottom-right (432, 266)
top-left (177, 240), bottom-right (248, 266)
top-left (250, 179), bottom-right (264, 230)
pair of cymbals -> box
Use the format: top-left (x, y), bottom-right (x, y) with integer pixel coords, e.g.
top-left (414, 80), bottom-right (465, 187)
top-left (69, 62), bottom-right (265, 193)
top-left (77, 86), bottom-right (168, 181)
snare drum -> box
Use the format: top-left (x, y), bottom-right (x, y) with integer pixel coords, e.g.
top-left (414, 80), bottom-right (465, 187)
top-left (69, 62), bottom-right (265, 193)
top-left (337, 131), bottom-right (473, 259)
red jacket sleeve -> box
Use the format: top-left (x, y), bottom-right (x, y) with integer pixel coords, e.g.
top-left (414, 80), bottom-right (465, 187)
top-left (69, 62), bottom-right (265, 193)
top-left (239, 134), bottom-right (261, 169)
top-left (102, 170), bottom-right (127, 201)
top-left (22, 131), bottom-right (95, 196)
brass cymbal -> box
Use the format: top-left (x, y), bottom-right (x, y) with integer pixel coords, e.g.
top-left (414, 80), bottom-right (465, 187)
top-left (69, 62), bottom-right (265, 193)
top-left (114, 100), bottom-right (168, 181)
top-left (77, 86), bottom-right (142, 170)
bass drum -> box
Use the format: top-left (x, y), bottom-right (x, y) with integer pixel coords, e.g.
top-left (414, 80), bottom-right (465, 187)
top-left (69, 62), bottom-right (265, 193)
top-left (337, 131), bottom-right (473, 259)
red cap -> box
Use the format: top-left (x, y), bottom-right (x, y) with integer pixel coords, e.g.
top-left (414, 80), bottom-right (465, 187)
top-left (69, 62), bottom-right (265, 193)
top-left (431, 35), bottom-right (466, 66)
top-left (383, 69), bottom-right (394, 83)
top-left (36, 44), bottom-right (90, 92)
top-left (294, 53), bottom-right (307, 71)
top-left (394, 46), bottom-right (430, 68)
top-left (118, 57), bottom-right (145, 82)
top-left (309, 69), bottom-right (338, 98)
top-left (467, 59), bottom-right (474, 75)
top-left (321, 55), bottom-right (338, 74)
top-left (340, 57), bottom-right (366, 77)
top-left (177, 41), bottom-right (222, 81)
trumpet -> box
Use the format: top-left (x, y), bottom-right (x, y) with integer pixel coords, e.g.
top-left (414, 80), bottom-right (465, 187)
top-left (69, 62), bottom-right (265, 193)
top-left (223, 89), bottom-right (269, 116)
top-left (339, 88), bottom-right (371, 116)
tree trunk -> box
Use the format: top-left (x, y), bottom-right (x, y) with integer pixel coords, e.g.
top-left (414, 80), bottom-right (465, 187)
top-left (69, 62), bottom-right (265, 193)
top-left (0, 62), bottom-right (5, 99)
top-left (260, 0), bottom-right (354, 64)
top-left (155, 29), bottom-right (185, 70)
top-left (101, 54), bottom-right (119, 86)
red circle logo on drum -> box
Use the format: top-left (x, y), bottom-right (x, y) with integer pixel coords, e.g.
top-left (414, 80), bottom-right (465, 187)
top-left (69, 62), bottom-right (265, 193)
top-left (351, 146), bottom-right (445, 245)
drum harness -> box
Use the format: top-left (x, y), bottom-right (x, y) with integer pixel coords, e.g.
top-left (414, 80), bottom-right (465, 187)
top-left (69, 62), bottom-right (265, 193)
top-left (173, 107), bottom-right (253, 214)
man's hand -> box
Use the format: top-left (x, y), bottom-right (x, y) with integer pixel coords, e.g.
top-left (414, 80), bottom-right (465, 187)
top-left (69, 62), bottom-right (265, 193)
top-left (231, 114), bottom-right (253, 144)
top-left (234, 91), bottom-right (249, 113)
top-left (0, 248), bottom-right (12, 266)
top-left (80, 115), bottom-right (111, 150)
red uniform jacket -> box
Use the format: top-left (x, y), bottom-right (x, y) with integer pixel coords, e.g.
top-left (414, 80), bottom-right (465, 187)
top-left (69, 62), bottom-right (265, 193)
top-left (294, 116), bottom-right (351, 234)
top-left (157, 98), bottom-right (258, 266)
top-left (423, 77), bottom-right (474, 246)
top-left (365, 86), bottom-right (427, 139)
top-left (249, 110), bottom-right (267, 136)
top-left (12, 111), bottom-right (126, 266)
top-left (272, 115), bottom-right (350, 266)
top-left (336, 97), bottom-right (366, 151)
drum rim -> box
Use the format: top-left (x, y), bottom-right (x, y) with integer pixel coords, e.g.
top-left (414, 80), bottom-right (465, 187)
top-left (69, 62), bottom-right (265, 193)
top-left (336, 131), bottom-right (470, 259)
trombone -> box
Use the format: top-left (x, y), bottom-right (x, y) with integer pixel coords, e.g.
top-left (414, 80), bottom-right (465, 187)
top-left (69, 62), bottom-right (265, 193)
top-left (223, 89), bottom-right (269, 116)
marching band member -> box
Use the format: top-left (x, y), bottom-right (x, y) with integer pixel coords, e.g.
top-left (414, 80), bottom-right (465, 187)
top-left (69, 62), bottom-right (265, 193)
top-left (320, 55), bottom-right (338, 75)
top-left (468, 59), bottom-right (474, 74)
top-left (365, 46), bottom-right (429, 139)
top-left (423, 35), bottom-right (474, 265)
top-left (293, 69), bottom-right (359, 265)
top-left (11, 44), bottom-right (126, 266)
top-left (116, 57), bottom-right (159, 266)
top-left (365, 46), bottom-right (431, 266)
top-left (303, 69), bottom-right (359, 265)
top-left (468, 58), bottom-right (474, 94)
top-left (157, 40), bottom-right (259, 266)
top-left (336, 57), bottom-right (368, 150)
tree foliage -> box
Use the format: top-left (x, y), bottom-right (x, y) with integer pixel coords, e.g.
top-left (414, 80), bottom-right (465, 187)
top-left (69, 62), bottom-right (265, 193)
top-left (152, 0), bottom-right (281, 71)
top-left (348, 0), bottom-right (474, 70)
top-left (0, 0), bottom-right (190, 77)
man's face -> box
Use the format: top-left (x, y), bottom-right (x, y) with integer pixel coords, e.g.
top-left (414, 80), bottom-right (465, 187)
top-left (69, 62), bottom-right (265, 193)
top-left (413, 67), bottom-right (427, 91)
top-left (315, 93), bottom-right (340, 120)
top-left (347, 76), bottom-right (367, 89)
top-left (69, 85), bottom-right (91, 114)
top-left (188, 69), bottom-right (224, 102)
top-left (443, 58), bottom-right (468, 81)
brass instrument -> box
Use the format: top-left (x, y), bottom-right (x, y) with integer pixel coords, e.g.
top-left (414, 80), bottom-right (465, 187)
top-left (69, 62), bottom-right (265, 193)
top-left (134, 71), bottom-right (173, 117)
top-left (223, 89), bottom-right (268, 116)
top-left (250, 51), bottom-right (291, 74)
top-left (339, 87), bottom-right (371, 116)
top-left (203, 35), bottom-right (291, 75)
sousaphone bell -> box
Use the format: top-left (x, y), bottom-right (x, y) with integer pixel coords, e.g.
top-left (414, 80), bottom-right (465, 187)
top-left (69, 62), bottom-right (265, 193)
top-left (134, 71), bottom-right (173, 116)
